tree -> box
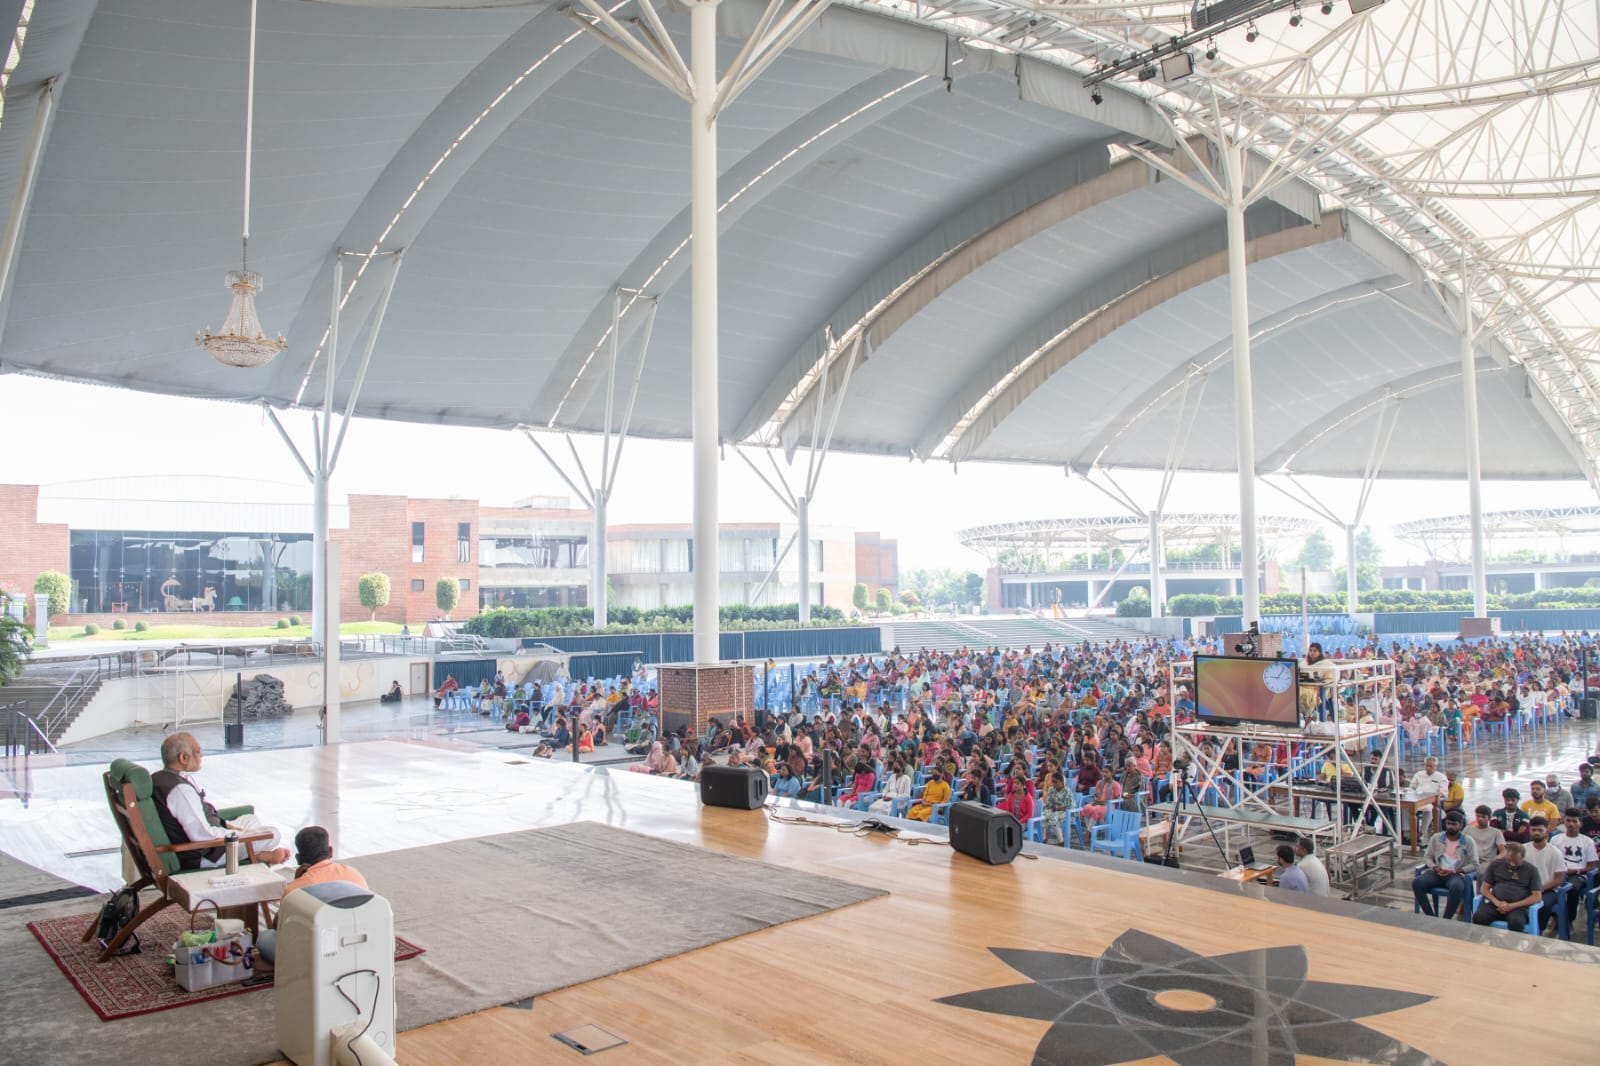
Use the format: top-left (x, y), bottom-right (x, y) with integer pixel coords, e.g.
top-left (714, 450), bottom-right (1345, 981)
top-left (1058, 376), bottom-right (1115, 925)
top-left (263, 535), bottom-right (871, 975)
top-left (0, 592), bottom-right (27, 686)
top-left (33, 570), bottom-right (71, 618)
top-left (874, 587), bottom-right (892, 613)
top-left (963, 572), bottom-right (985, 606)
top-left (899, 590), bottom-right (920, 607)
top-left (435, 577), bottom-right (460, 619)
top-left (357, 572), bottom-right (391, 621)
top-left (853, 582), bottom-right (869, 612)
top-left (1116, 586), bottom-right (1151, 618)
top-left (1293, 530), bottom-right (1334, 572)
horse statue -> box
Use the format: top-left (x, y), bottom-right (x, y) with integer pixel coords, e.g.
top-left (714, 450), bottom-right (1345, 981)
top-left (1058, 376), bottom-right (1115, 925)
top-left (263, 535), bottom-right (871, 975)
top-left (194, 587), bottom-right (217, 613)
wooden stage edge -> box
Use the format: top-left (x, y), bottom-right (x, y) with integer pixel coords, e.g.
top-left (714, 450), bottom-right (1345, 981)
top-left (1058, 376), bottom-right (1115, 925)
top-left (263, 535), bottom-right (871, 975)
top-left (227, 740), bottom-right (1593, 1066)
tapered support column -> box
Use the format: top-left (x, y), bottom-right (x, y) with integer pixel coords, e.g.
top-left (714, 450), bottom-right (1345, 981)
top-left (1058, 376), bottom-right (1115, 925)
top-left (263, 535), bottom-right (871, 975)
top-left (322, 543), bottom-right (341, 743)
top-left (592, 495), bottom-right (608, 628)
top-left (796, 493), bottom-right (810, 624)
top-left (1345, 523), bottom-right (1359, 617)
top-left (689, 0), bottom-right (720, 664)
top-left (1224, 142), bottom-right (1260, 626)
top-left (1148, 511), bottom-right (1164, 619)
top-left (1459, 294), bottom-right (1488, 617)
top-left (311, 469), bottom-right (329, 646)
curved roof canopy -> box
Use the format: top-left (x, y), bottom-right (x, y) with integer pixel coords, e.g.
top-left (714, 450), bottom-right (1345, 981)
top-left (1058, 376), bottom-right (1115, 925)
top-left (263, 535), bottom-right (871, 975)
top-left (0, 0), bottom-right (1594, 483)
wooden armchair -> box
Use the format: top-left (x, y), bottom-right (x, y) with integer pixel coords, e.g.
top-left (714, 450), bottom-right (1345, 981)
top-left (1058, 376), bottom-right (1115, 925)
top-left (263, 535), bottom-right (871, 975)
top-left (82, 758), bottom-right (273, 961)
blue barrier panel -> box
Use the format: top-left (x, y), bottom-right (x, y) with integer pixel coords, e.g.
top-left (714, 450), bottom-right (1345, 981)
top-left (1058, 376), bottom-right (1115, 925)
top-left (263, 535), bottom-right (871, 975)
top-left (432, 659), bottom-right (497, 689)
top-left (519, 626), bottom-right (879, 665)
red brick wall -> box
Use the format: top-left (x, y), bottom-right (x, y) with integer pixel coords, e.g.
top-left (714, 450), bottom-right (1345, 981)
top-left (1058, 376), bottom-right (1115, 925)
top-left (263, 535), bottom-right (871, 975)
top-left (332, 495), bottom-right (411, 624)
top-left (332, 496), bottom-right (482, 624)
top-left (658, 664), bottom-right (755, 736)
top-left (853, 532), bottom-right (899, 598)
top-left (0, 485), bottom-right (70, 616)
top-left (404, 498), bottom-right (480, 622)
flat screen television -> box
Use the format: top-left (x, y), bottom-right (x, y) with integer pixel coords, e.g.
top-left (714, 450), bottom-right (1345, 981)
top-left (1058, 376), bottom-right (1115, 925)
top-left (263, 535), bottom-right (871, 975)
top-left (1192, 654), bottom-right (1300, 728)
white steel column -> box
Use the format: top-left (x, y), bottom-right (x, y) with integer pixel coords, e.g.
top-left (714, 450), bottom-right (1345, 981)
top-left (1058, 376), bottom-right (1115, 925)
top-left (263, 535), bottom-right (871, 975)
top-left (1345, 523), bottom-right (1359, 617)
top-left (1224, 142), bottom-right (1261, 626)
top-left (689, 0), bottom-right (721, 663)
top-left (322, 543), bottom-right (341, 743)
top-left (312, 469), bottom-right (329, 644)
top-left (796, 494), bottom-right (810, 624)
top-left (592, 494), bottom-right (608, 628)
top-left (1148, 511), bottom-right (1164, 618)
top-left (1459, 287), bottom-right (1488, 617)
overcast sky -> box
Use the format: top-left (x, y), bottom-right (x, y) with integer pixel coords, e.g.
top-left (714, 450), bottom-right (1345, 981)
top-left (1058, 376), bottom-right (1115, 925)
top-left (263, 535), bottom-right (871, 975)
top-left (5, 375), bottom-right (1597, 572)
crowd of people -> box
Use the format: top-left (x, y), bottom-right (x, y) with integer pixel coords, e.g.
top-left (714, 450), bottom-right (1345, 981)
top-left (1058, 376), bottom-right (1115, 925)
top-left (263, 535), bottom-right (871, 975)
top-left (614, 631), bottom-right (1600, 927)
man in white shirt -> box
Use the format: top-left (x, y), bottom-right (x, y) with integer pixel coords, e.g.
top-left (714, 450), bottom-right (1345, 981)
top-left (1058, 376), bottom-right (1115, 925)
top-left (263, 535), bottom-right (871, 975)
top-left (1409, 756), bottom-right (1449, 835)
top-left (1551, 809), bottom-right (1599, 934)
top-left (1521, 817), bottom-right (1567, 935)
top-left (152, 733), bottom-right (289, 869)
top-left (1294, 836), bottom-right (1331, 898)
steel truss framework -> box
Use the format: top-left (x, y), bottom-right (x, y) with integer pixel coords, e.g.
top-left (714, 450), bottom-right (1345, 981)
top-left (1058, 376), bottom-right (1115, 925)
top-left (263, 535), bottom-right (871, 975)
top-left (959, 512), bottom-right (1315, 569)
top-left (1396, 504), bottom-right (1600, 563)
top-left (1165, 656), bottom-right (1402, 846)
top-left (828, 0), bottom-right (1600, 485)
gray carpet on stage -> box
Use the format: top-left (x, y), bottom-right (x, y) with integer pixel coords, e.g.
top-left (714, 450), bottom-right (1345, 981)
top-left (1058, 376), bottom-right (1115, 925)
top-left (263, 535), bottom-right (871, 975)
top-left (5, 821), bottom-right (885, 1066)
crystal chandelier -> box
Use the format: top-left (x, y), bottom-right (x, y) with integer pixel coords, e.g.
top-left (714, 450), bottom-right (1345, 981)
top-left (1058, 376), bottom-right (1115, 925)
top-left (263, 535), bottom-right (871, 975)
top-left (197, 0), bottom-right (284, 370)
top-left (198, 268), bottom-right (284, 368)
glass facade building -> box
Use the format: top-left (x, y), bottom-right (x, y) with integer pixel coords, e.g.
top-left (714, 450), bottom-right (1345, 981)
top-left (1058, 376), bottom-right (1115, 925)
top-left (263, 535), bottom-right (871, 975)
top-left (69, 530), bottom-right (314, 614)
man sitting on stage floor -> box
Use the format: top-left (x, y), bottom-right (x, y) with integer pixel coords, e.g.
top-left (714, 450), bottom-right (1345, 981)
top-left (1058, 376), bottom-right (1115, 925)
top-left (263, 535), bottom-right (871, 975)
top-left (153, 732), bottom-right (290, 868)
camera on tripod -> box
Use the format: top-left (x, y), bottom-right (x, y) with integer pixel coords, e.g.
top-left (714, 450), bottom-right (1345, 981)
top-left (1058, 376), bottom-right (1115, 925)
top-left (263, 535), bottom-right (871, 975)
top-left (1233, 621), bottom-right (1262, 658)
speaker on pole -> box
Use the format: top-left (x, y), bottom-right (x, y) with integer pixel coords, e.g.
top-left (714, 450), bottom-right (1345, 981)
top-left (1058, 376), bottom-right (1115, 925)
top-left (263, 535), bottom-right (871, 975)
top-left (948, 801), bottom-right (1022, 865)
top-left (699, 764), bottom-right (769, 809)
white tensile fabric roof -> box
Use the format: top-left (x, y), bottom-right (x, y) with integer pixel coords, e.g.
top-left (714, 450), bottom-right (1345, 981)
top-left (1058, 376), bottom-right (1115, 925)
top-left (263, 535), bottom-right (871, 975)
top-left (0, 0), bottom-right (1593, 482)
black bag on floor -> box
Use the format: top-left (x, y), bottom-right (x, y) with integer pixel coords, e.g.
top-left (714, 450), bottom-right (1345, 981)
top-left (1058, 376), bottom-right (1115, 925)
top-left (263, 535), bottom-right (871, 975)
top-left (94, 886), bottom-right (142, 954)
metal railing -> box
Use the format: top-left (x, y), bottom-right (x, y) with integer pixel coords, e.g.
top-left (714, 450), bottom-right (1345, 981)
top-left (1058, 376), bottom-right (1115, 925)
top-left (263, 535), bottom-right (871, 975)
top-left (31, 661), bottom-right (102, 742)
top-left (3, 701), bottom-right (56, 757)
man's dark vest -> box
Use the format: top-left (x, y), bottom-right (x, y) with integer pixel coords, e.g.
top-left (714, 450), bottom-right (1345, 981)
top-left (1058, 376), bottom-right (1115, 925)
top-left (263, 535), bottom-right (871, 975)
top-left (150, 769), bottom-right (224, 870)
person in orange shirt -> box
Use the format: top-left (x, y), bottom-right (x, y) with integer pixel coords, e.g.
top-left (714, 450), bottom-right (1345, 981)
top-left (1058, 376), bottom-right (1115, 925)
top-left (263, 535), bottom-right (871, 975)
top-left (282, 826), bottom-right (368, 896)
top-left (252, 827), bottom-right (367, 977)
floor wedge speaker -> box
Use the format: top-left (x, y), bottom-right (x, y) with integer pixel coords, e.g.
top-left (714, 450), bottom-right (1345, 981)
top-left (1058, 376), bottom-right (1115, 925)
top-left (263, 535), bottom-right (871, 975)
top-left (699, 764), bottom-right (769, 809)
top-left (948, 801), bottom-right (1022, 865)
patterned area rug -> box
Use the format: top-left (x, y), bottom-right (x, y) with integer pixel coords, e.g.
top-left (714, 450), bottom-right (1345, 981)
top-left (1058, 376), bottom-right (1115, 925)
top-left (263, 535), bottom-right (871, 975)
top-left (28, 908), bottom-right (424, 1021)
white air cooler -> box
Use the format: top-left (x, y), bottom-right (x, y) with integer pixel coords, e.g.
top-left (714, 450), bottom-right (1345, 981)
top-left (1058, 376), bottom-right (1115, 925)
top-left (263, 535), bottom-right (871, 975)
top-left (274, 881), bottom-right (397, 1066)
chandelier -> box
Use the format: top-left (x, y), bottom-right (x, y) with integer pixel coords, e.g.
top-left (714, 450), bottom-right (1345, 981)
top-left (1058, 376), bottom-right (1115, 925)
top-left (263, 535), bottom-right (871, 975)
top-left (197, 0), bottom-right (284, 370)
top-left (197, 269), bottom-right (284, 369)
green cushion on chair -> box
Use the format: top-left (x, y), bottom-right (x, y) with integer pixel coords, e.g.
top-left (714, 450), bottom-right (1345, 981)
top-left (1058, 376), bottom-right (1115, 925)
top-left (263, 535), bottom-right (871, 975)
top-left (107, 758), bottom-right (181, 876)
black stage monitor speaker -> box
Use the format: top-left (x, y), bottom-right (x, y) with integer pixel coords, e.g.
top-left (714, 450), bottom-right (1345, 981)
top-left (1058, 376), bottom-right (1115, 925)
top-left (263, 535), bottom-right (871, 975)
top-left (699, 764), bottom-right (769, 809)
top-left (948, 801), bottom-right (1022, 865)
top-left (1582, 697), bottom-right (1599, 721)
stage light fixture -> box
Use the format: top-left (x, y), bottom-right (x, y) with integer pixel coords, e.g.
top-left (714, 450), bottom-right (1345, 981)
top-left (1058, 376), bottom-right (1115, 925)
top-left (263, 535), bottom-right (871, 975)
top-left (1348, 0), bottom-right (1386, 11)
top-left (1320, 1), bottom-right (1333, 11)
top-left (1289, 3), bottom-right (1302, 26)
top-left (1137, 63), bottom-right (1157, 81)
top-left (1245, 20), bottom-right (1259, 41)
top-left (1090, 88), bottom-right (1104, 105)
top-left (1204, 37), bottom-right (1218, 60)
top-left (1161, 52), bottom-right (1194, 82)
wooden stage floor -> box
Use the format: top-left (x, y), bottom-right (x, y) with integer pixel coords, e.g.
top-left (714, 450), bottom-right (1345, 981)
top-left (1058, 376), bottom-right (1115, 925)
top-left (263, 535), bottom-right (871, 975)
top-left (3, 739), bottom-right (1595, 1065)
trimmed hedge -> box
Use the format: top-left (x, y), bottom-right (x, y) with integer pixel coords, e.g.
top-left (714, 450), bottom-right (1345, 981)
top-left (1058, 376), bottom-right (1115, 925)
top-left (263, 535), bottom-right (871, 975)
top-left (1168, 586), bottom-right (1600, 616)
top-left (462, 603), bottom-right (851, 639)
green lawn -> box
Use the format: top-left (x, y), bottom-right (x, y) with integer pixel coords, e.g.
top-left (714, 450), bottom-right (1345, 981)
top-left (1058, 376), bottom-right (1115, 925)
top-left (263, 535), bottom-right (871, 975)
top-left (47, 620), bottom-right (407, 641)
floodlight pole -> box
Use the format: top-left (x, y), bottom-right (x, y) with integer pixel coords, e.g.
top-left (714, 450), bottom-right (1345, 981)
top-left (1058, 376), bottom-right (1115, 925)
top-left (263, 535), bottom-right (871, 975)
top-left (1224, 141), bottom-right (1261, 627)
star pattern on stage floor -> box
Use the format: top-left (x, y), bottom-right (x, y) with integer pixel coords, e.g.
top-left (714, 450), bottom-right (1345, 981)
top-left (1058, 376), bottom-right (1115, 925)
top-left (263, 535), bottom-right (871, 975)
top-left (935, 929), bottom-right (1442, 1066)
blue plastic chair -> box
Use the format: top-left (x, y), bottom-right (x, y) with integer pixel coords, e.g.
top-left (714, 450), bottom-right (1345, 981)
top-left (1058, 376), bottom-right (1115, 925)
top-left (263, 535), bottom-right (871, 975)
top-left (1488, 897), bottom-right (1542, 934)
top-left (1088, 809), bottom-right (1142, 860)
top-left (1412, 866), bottom-right (1475, 920)
top-left (1026, 816), bottom-right (1043, 843)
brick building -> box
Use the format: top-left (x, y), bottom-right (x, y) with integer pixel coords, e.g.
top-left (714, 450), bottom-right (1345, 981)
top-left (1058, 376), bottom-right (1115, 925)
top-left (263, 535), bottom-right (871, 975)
top-left (1, 480), bottom-right (896, 623)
